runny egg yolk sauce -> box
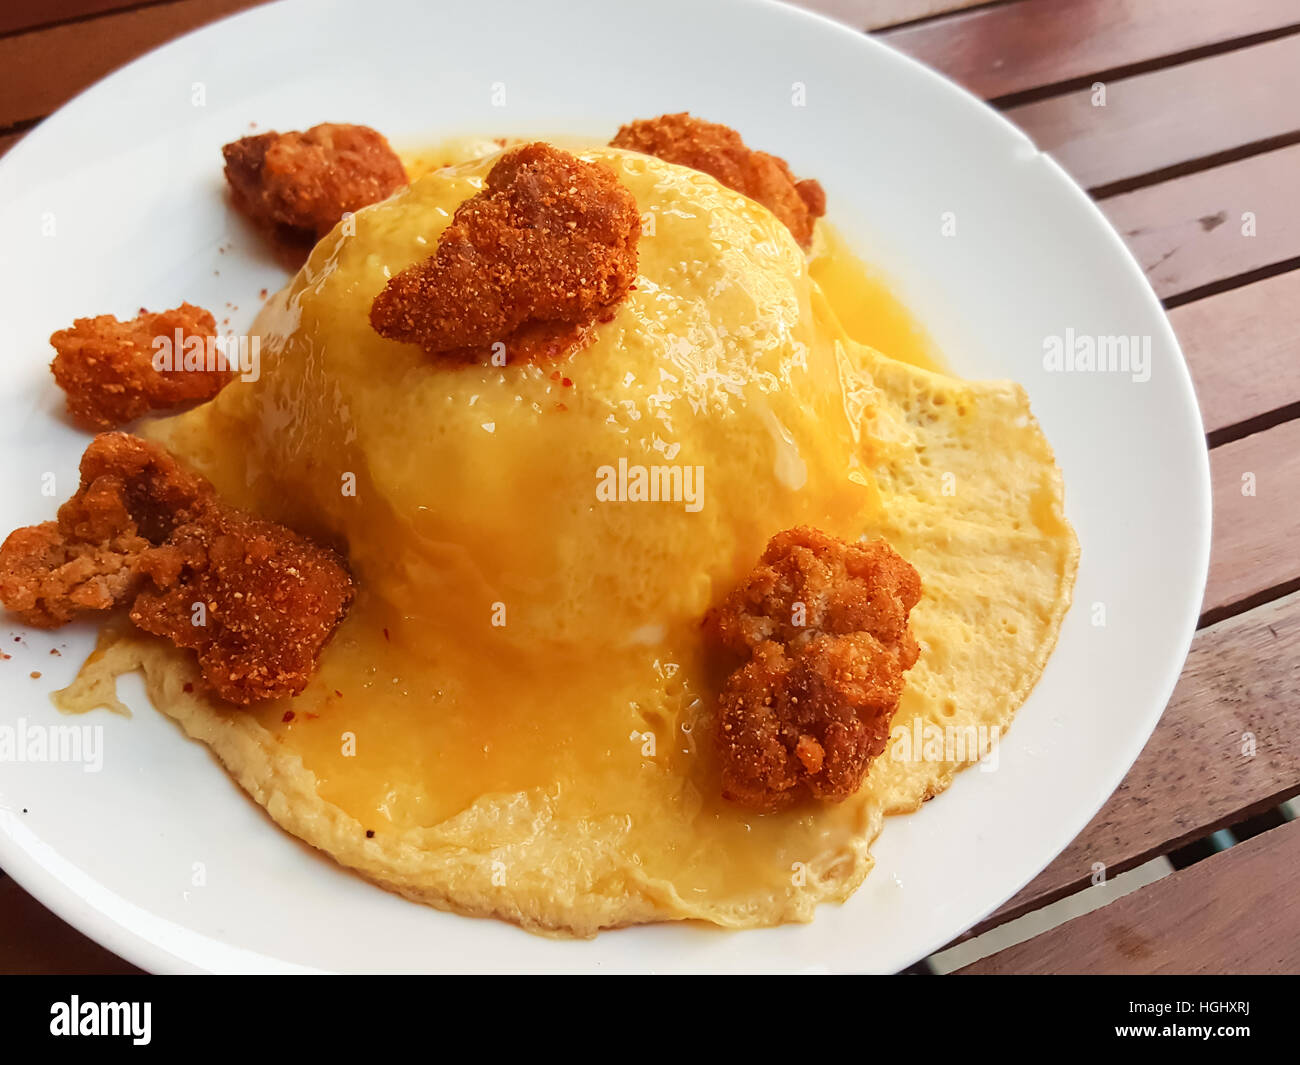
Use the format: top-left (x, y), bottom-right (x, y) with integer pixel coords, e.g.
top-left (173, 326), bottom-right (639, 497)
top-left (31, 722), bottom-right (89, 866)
top-left (401, 137), bottom-right (946, 376)
top-left (67, 141), bottom-right (1076, 934)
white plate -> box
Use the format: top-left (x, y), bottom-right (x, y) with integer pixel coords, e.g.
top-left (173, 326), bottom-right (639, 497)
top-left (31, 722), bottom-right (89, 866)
top-left (0, 0), bottom-right (1210, 973)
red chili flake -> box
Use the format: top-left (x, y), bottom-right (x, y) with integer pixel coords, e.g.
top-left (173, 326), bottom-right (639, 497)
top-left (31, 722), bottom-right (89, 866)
top-left (259, 288), bottom-right (268, 299)
top-left (365, 829), bottom-right (375, 838)
top-left (334, 690), bottom-right (343, 698)
top-left (561, 377), bottom-right (572, 388)
top-left (383, 627), bottom-right (390, 642)
top-left (49, 648), bottom-right (61, 656)
top-left (182, 682), bottom-right (194, 692)
top-left (303, 711), bottom-right (320, 720)
top-left (629, 284), bottom-right (637, 291)
top-left (550, 370), bottom-right (561, 381)
top-left (282, 710), bottom-right (295, 723)
top-left (1, 652), bottom-right (10, 660)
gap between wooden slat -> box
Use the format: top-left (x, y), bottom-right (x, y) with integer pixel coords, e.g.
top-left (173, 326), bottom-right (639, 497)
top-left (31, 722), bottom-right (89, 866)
top-left (960, 817), bottom-right (1300, 973)
top-left (1102, 143), bottom-right (1300, 302)
top-left (1090, 132), bottom-right (1300, 201)
top-left (1004, 33), bottom-right (1300, 194)
top-left (881, 0), bottom-right (1300, 102)
top-left (0, 0), bottom-right (174, 40)
top-left (965, 414), bottom-right (1300, 936)
top-left (1203, 419), bottom-right (1300, 619)
top-left (795, 0), bottom-right (1002, 32)
top-left (1172, 268), bottom-right (1300, 439)
top-left (969, 589), bottom-right (1300, 938)
top-left (0, 0), bottom-right (267, 127)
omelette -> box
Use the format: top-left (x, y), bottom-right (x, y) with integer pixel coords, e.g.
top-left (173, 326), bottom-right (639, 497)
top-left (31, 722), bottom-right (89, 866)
top-left (50, 140), bottom-right (1078, 935)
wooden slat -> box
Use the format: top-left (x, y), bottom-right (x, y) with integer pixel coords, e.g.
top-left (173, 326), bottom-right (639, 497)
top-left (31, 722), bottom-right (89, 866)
top-left (1006, 33), bottom-right (1300, 192)
top-left (798, 0), bottom-right (992, 31)
top-left (1172, 269), bottom-right (1300, 437)
top-left (0, 876), bottom-right (140, 974)
top-left (1102, 144), bottom-right (1300, 301)
top-left (974, 590), bottom-right (1300, 933)
top-left (1206, 420), bottom-right (1300, 617)
top-left (0, 0), bottom-right (149, 37)
top-left (882, 0), bottom-right (1300, 101)
top-left (0, 0), bottom-right (267, 127)
top-left (961, 817), bottom-right (1300, 973)
top-left (0, 0), bottom-right (992, 131)
top-left (0, 129), bottom-right (26, 160)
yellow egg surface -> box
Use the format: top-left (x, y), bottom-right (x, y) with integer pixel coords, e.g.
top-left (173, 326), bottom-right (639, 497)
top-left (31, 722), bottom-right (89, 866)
top-left (61, 146), bottom-right (1078, 935)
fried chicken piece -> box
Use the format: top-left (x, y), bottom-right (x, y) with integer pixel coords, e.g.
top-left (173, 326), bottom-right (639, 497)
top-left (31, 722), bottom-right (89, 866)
top-left (50, 304), bottom-right (228, 430)
top-left (610, 113), bottom-right (825, 248)
top-left (222, 123), bottom-right (407, 245)
top-left (369, 142), bottom-right (641, 363)
top-left (0, 433), bottom-right (213, 627)
top-left (708, 526), bottom-right (921, 659)
top-left (131, 507), bottom-right (353, 705)
top-left (707, 527), bottom-right (922, 811)
top-left (0, 521), bottom-right (138, 629)
top-left (0, 433), bottom-right (352, 705)
top-left (718, 634), bottom-right (910, 810)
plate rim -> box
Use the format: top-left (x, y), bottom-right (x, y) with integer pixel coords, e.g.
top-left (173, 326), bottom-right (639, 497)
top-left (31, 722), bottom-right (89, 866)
top-left (0, 0), bottom-right (1212, 973)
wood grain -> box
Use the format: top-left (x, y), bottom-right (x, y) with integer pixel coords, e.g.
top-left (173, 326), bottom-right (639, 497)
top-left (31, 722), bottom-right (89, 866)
top-left (1206, 420), bottom-right (1300, 617)
top-left (1172, 269), bottom-right (1300, 437)
top-left (798, 0), bottom-right (995, 31)
top-left (0, 0), bottom-right (994, 131)
top-left (1005, 33), bottom-right (1300, 193)
top-left (0, 0), bottom-right (1297, 977)
top-left (0, 0), bottom-right (150, 38)
top-left (1102, 143), bottom-right (1300, 301)
top-left (961, 817), bottom-right (1300, 973)
top-left (0, 0), bottom-right (267, 127)
top-left (0, 130), bottom-right (27, 160)
top-left (0, 876), bottom-right (141, 974)
top-left (882, 0), bottom-right (1300, 101)
top-left (974, 591), bottom-right (1300, 933)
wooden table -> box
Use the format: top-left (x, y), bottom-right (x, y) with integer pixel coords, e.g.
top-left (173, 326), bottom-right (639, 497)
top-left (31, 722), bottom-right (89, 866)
top-left (1, 0), bottom-right (1297, 975)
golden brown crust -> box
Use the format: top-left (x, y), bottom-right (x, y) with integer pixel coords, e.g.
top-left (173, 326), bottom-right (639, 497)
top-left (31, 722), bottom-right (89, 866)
top-left (0, 433), bottom-right (352, 704)
top-left (131, 507), bottom-right (353, 706)
top-left (50, 304), bottom-right (228, 430)
top-left (369, 142), bottom-right (640, 363)
top-left (610, 113), bottom-right (825, 248)
top-left (222, 123), bottom-right (407, 245)
top-left (707, 527), bottom-right (922, 811)
top-left (0, 433), bottom-right (213, 627)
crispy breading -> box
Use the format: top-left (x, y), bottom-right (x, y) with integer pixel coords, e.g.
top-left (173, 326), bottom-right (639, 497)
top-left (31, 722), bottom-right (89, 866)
top-left (131, 506), bottom-right (353, 705)
top-left (0, 433), bottom-right (352, 704)
top-left (50, 304), bottom-right (228, 430)
top-left (222, 123), bottom-right (407, 245)
top-left (610, 113), bottom-right (825, 248)
top-left (0, 521), bottom-right (139, 629)
top-left (369, 142), bottom-right (641, 363)
top-left (707, 526), bottom-right (922, 659)
top-left (0, 433), bottom-right (213, 627)
top-left (718, 634), bottom-right (909, 810)
top-left (707, 527), bottom-right (922, 811)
